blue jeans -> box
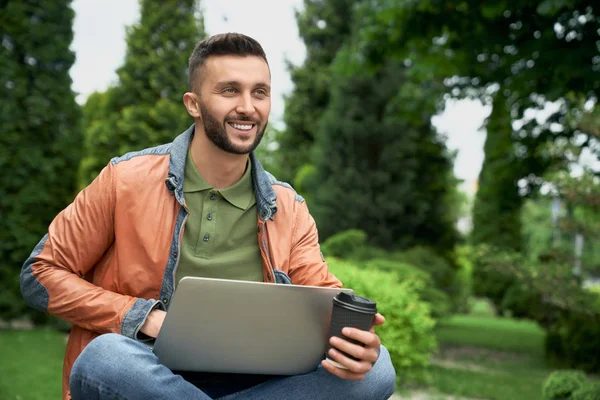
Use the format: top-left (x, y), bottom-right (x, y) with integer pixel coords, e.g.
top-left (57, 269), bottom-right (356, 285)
top-left (70, 333), bottom-right (396, 400)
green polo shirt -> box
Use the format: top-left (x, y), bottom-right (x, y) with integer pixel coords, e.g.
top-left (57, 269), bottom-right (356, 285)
top-left (175, 150), bottom-right (264, 286)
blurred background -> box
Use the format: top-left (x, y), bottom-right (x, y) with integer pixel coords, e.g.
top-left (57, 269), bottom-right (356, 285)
top-left (1, 0), bottom-right (599, 399)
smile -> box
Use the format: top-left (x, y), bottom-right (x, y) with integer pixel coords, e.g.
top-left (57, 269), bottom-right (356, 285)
top-left (228, 122), bottom-right (255, 131)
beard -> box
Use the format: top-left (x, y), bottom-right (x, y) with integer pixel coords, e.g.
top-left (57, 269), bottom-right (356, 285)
top-left (199, 103), bottom-right (267, 155)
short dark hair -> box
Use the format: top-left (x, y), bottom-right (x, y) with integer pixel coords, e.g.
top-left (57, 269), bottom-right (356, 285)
top-left (188, 33), bottom-right (269, 91)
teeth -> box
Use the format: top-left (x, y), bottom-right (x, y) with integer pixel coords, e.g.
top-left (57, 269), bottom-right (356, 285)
top-left (230, 123), bottom-right (253, 131)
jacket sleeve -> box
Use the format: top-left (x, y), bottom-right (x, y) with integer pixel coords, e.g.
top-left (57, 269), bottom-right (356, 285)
top-left (287, 201), bottom-right (342, 288)
top-left (20, 162), bottom-right (162, 339)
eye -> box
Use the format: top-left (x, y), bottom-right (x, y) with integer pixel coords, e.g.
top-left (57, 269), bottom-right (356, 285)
top-left (222, 87), bottom-right (237, 94)
top-left (254, 89), bottom-right (268, 97)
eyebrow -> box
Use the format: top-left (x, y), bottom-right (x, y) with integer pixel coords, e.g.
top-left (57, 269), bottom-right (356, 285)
top-left (214, 80), bottom-right (271, 92)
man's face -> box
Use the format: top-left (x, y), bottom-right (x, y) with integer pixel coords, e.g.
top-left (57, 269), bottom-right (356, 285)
top-left (193, 55), bottom-right (271, 155)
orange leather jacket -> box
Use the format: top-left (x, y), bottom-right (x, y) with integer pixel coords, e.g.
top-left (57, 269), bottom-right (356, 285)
top-left (20, 126), bottom-right (341, 399)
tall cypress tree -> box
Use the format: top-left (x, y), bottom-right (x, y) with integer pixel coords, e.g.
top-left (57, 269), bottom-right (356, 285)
top-left (0, 0), bottom-right (82, 320)
top-left (471, 92), bottom-right (523, 251)
top-left (279, 0), bottom-right (361, 183)
top-left (78, 0), bottom-right (206, 187)
top-left (313, 52), bottom-right (458, 252)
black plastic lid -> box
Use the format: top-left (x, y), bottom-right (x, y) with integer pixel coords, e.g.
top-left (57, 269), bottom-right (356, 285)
top-left (334, 292), bottom-right (377, 313)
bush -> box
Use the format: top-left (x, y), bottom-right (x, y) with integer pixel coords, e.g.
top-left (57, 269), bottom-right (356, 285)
top-left (392, 247), bottom-right (456, 291)
top-left (542, 370), bottom-right (587, 400)
top-left (471, 245), bottom-right (519, 310)
top-left (392, 246), bottom-right (460, 310)
top-left (500, 281), bottom-right (544, 319)
top-left (545, 311), bottom-right (600, 373)
top-left (572, 383), bottom-right (600, 400)
top-left (328, 259), bottom-right (437, 382)
top-left (366, 258), bottom-right (451, 319)
top-left (321, 229), bottom-right (387, 261)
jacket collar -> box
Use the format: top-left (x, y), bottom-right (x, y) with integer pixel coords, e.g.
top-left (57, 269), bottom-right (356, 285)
top-left (166, 124), bottom-right (277, 220)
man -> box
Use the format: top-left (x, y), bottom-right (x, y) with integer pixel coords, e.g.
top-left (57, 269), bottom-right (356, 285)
top-left (20, 33), bottom-right (396, 399)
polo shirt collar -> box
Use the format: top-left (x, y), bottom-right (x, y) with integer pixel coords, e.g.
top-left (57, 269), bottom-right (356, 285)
top-left (183, 149), bottom-right (255, 211)
top-left (220, 161), bottom-right (255, 210)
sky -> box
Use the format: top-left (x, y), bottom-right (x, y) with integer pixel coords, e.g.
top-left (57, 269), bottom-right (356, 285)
top-left (70, 0), bottom-right (488, 185)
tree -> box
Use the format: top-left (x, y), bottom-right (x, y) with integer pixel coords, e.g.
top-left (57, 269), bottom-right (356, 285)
top-left (279, 0), bottom-right (361, 183)
top-left (356, 0), bottom-right (600, 249)
top-left (78, 0), bottom-right (206, 187)
top-left (471, 92), bottom-right (524, 250)
top-left (0, 0), bottom-right (82, 320)
top-left (312, 48), bottom-right (458, 252)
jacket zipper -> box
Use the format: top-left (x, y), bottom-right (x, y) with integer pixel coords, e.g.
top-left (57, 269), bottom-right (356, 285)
top-left (260, 220), bottom-right (276, 282)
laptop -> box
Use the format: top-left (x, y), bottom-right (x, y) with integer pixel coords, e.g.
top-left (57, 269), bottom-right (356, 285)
top-left (153, 277), bottom-right (352, 375)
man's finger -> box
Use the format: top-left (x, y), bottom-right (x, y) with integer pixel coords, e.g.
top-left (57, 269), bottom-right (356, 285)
top-left (340, 328), bottom-right (381, 348)
top-left (321, 359), bottom-right (365, 381)
top-left (373, 313), bottom-right (385, 326)
top-left (329, 336), bottom-right (378, 363)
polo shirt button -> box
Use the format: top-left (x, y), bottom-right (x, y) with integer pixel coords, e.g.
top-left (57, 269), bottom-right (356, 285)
top-left (209, 193), bottom-right (216, 200)
top-left (206, 213), bottom-right (212, 221)
top-left (203, 234), bottom-right (210, 242)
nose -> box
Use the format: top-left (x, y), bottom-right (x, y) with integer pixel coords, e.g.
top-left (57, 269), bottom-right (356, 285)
top-left (235, 92), bottom-right (256, 116)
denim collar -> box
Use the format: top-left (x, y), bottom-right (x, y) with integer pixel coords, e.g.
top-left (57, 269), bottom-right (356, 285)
top-left (166, 124), bottom-right (277, 220)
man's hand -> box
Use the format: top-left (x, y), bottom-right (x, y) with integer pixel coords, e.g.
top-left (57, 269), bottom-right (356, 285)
top-left (140, 309), bottom-right (167, 338)
top-left (322, 313), bottom-right (385, 380)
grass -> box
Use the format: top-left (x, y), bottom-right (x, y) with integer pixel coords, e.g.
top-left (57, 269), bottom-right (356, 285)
top-left (0, 329), bottom-right (65, 400)
top-left (435, 314), bottom-right (546, 357)
top-left (0, 304), bottom-right (587, 400)
top-left (426, 312), bottom-right (553, 400)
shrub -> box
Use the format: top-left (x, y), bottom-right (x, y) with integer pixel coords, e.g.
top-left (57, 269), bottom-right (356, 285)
top-left (572, 383), bottom-right (600, 400)
top-left (392, 246), bottom-right (460, 310)
top-left (542, 370), bottom-right (587, 400)
top-left (328, 259), bottom-right (437, 382)
top-left (500, 281), bottom-right (544, 320)
top-left (391, 246), bottom-right (456, 290)
top-left (366, 258), bottom-right (451, 319)
top-left (471, 245), bottom-right (519, 310)
top-left (321, 229), bottom-right (367, 259)
top-left (545, 311), bottom-right (600, 373)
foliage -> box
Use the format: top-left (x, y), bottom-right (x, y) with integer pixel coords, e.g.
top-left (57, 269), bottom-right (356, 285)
top-left (321, 229), bottom-right (369, 259)
top-left (500, 281), bottom-right (544, 319)
top-left (356, 0), bottom-right (600, 263)
top-left (471, 92), bottom-right (524, 251)
top-left (312, 50), bottom-right (458, 252)
top-left (571, 383), bottom-right (600, 400)
top-left (545, 310), bottom-right (600, 373)
top-left (279, 0), bottom-right (361, 183)
top-left (78, 0), bottom-right (205, 187)
top-left (471, 246), bottom-right (518, 309)
top-left (0, 0), bottom-right (82, 321)
top-left (253, 125), bottom-right (285, 181)
top-left (392, 247), bottom-right (458, 295)
top-left (542, 370), bottom-right (588, 400)
top-left (366, 258), bottom-right (451, 319)
top-left (321, 231), bottom-right (458, 317)
top-left (328, 259), bottom-right (437, 382)
top-left (453, 245), bottom-right (475, 313)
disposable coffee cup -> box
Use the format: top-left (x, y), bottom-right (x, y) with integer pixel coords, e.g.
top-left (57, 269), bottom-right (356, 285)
top-left (326, 292), bottom-right (377, 369)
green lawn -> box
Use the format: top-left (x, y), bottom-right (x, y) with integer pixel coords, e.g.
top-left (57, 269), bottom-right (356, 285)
top-left (427, 314), bottom-right (553, 400)
top-left (435, 314), bottom-right (546, 357)
top-left (0, 314), bottom-right (584, 400)
top-left (0, 329), bottom-right (65, 400)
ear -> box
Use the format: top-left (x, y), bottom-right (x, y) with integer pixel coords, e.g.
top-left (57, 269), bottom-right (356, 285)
top-left (183, 92), bottom-right (202, 119)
